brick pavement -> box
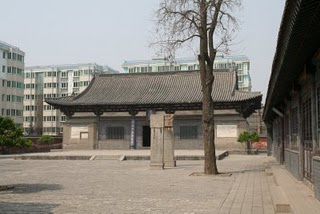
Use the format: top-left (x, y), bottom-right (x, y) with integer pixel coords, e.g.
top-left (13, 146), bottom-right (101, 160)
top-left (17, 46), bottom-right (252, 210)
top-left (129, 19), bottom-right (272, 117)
top-left (0, 154), bottom-right (319, 213)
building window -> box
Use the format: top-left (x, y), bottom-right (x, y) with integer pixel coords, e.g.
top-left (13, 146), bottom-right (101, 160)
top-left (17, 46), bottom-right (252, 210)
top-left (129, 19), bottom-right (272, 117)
top-left (238, 75), bottom-right (244, 82)
top-left (188, 65), bottom-right (195, 70)
top-left (158, 66), bottom-right (163, 72)
top-left (180, 126), bottom-right (198, 139)
top-left (61, 83), bottom-right (67, 88)
top-left (74, 71), bottom-right (80, 76)
top-left (2, 65), bottom-right (5, 73)
top-left (107, 127), bottom-right (125, 139)
top-left (2, 51), bottom-right (5, 59)
top-left (73, 82), bottom-right (80, 87)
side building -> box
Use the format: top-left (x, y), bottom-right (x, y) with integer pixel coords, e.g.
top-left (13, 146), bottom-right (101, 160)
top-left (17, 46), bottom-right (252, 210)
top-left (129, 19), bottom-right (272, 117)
top-left (264, 0), bottom-right (320, 201)
top-left (23, 63), bottom-right (117, 136)
top-left (0, 41), bottom-right (25, 126)
top-left (122, 55), bottom-right (252, 91)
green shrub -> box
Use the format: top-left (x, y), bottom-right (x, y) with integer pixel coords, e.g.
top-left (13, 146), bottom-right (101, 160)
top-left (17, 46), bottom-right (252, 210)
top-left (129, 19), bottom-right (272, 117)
top-left (0, 116), bottom-right (32, 148)
top-left (38, 135), bottom-right (54, 145)
top-left (237, 131), bottom-right (259, 154)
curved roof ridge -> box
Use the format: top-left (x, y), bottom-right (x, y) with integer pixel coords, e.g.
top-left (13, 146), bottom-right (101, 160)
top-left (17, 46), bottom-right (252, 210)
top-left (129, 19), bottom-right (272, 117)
top-left (46, 70), bottom-right (261, 111)
top-left (72, 74), bottom-right (98, 101)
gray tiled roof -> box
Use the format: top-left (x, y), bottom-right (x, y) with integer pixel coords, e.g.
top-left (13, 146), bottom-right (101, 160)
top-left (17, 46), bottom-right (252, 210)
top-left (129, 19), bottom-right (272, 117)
top-left (264, 0), bottom-right (320, 121)
top-left (46, 71), bottom-right (261, 107)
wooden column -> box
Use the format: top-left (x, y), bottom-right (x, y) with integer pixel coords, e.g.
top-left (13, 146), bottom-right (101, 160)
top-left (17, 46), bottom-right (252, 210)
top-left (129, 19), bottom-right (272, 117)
top-left (311, 75), bottom-right (318, 156)
top-left (129, 110), bottom-right (138, 149)
top-left (94, 109), bottom-right (103, 150)
top-left (266, 123), bottom-right (273, 156)
top-left (298, 92), bottom-right (304, 180)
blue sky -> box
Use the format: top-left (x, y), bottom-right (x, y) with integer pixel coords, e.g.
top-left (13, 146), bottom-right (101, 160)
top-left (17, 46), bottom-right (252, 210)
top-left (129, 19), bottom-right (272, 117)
top-left (0, 0), bottom-right (285, 101)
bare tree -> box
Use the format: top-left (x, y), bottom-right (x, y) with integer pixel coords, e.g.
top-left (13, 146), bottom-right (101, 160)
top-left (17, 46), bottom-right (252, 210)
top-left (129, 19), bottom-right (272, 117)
top-left (154, 0), bottom-right (241, 174)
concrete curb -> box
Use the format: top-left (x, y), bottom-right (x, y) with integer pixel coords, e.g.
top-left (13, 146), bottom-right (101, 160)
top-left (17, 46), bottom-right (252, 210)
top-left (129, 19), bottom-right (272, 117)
top-left (15, 155), bottom-right (92, 160)
top-left (13, 151), bottom-right (229, 161)
top-left (266, 168), bottom-right (292, 213)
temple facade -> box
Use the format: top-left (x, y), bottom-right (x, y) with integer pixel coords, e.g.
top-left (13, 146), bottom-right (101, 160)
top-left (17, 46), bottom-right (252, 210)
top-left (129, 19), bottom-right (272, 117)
top-left (46, 70), bottom-right (261, 151)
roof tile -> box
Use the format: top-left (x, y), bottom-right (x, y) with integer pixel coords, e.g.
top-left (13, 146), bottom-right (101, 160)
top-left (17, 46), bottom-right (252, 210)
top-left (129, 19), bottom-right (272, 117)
top-left (47, 71), bottom-right (261, 107)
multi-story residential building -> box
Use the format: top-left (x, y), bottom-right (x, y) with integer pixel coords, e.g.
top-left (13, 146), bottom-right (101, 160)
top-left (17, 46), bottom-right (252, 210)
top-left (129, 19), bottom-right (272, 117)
top-left (102, 65), bottom-right (118, 74)
top-left (23, 63), bottom-right (116, 136)
top-left (0, 41), bottom-right (25, 126)
top-left (122, 55), bottom-right (252, 91)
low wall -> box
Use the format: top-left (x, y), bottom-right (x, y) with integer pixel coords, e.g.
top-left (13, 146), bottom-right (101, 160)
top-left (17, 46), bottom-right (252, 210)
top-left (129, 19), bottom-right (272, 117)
top-left (284, 149), bottom-right (300, 180)
top-left (313, 156), bottom-right (320, 200)
top-left (0, 143), bottom-right (62, 154)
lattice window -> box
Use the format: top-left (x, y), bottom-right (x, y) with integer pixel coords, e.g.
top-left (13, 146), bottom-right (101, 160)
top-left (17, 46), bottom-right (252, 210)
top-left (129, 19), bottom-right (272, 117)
top-left (180, 126), bottom-right (198, 139)
top-left (107, 127), bottom-right (125, 139)
top-left (284, 114), bottom-right (289, 148)
top-left (291, 107), bottom-right (298, 134)
top-left (290, 107), bottom-right (298, 149)
top-left (303, 98), bottom-right (312, 142)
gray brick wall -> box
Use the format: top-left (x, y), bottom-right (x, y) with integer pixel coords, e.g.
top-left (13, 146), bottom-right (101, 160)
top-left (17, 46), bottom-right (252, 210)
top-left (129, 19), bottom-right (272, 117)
top-left (313, 157), bottom-right (320, 200)
top-left (174, 117), bottom-right (203, 149)
top-left (284, 150), bottom-right (290, 169)
top-left (285, 149), bottom-right (300, 180)
top-left (65, 114), bottom-right (249, 150)
top-left (63, 119), bottom-right (96, 150)
top-left (98, 118), bottom-right (149, 149)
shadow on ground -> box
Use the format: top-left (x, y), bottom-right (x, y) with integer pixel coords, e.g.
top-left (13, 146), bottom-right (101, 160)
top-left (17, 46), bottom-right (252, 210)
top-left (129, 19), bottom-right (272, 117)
top-left (0, 201), bottom-right (58, 214)
top-left (0, 183), bottom-right (63, 194)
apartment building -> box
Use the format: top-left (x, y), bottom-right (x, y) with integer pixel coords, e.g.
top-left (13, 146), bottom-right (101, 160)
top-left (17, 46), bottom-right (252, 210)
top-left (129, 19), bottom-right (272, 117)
top-left (122, 55), bottom-right (252, 91)
top-left (23, 63), bottom-right (116, 136)
top-left (0, 41), bottom-right (25, 126)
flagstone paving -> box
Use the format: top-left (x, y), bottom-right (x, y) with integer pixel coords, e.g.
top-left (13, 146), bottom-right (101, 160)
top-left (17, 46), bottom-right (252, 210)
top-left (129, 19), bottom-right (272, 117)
top-left (0, 154), bottom-right (319, 213)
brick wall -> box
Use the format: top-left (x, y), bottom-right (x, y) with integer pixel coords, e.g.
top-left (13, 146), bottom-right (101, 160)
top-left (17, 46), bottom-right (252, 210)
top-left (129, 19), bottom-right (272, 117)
top-left (284, 149), bottom-right (300, 180)
top-left (63, 118), bottom-right (96, 150)
top-left (313, 156), bottom-right (320, 200)
top-left (64, 113), bottom-right (250, 150)
top-left (174, 117), bottom-right (203, 149)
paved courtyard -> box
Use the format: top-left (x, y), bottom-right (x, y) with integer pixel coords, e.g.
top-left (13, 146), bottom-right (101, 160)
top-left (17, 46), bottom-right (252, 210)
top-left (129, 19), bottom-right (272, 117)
top-left (0, 154), bottom-right (320, 213)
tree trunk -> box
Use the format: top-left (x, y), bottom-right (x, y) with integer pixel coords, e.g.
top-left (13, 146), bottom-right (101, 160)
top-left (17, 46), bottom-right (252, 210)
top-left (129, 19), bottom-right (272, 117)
top-left (202, 90), bottom-right (218, 174)
top-left (246, 141), bottom-right (251, 155)
top-left (198, 1), bottom-right (218, 175)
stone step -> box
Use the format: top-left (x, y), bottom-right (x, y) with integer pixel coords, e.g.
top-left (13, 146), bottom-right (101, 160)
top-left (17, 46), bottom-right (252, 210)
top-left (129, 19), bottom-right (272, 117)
top-left (267, 174), bottom-right (292, 213)
top-left (93, 155), bottom-right (121, 160)
top-left (15, 155), bottom-right (91, 160)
